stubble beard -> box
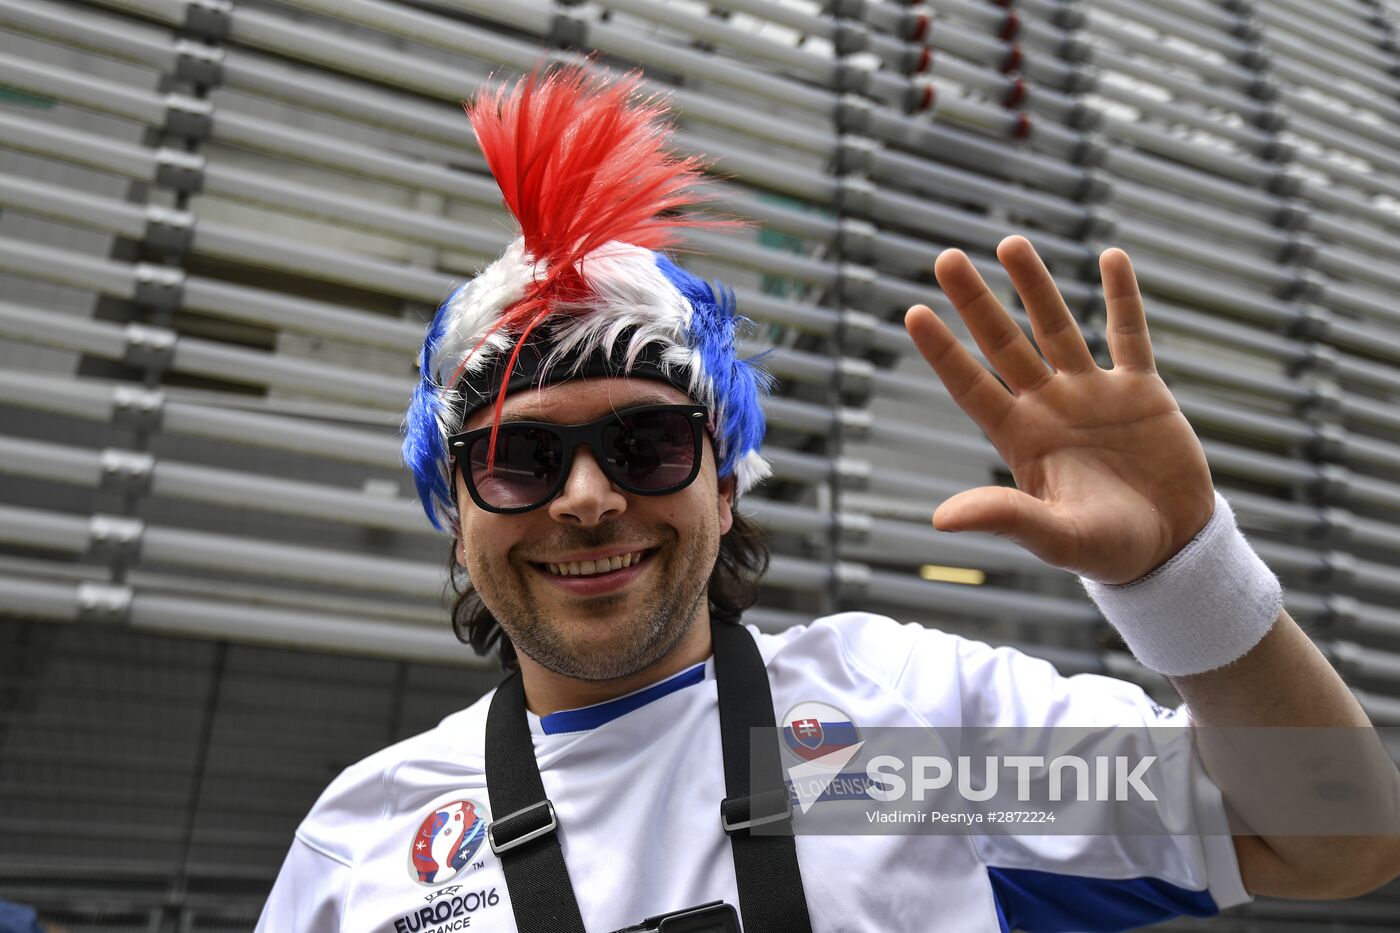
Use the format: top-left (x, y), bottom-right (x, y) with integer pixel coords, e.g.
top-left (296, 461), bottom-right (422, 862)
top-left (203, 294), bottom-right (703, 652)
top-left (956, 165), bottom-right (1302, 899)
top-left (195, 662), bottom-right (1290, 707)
top-left (471, 522), bottom-right (717, 683)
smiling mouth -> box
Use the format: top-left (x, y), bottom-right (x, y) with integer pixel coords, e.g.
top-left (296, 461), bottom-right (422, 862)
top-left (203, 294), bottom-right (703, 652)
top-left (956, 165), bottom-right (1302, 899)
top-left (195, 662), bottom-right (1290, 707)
top-left (534, 549), bottom-right (655, 578)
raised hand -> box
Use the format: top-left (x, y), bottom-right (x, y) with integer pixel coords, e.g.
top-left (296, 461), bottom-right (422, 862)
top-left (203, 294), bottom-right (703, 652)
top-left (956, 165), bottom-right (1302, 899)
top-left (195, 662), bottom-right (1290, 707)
top-left (904, 236), bottom-right (1215, 585)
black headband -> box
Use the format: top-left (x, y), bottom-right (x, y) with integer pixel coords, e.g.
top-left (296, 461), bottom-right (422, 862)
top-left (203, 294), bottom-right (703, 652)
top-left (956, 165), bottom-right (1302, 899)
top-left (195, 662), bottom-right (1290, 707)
top-left (454, 332), bottom-right (693, 427)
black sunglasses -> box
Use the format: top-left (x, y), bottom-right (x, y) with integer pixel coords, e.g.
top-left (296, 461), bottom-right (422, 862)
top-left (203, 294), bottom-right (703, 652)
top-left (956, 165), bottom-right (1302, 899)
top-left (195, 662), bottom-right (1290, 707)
top-left (448, 404), bottom-right (710, 514)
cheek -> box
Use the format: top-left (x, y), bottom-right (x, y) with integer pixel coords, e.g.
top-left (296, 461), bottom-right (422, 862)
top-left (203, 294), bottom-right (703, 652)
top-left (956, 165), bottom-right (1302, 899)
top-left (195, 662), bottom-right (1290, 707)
top-left (664, 490), bottom-right (726, 540)
top-left (458, 517), bottom-right (525, 573)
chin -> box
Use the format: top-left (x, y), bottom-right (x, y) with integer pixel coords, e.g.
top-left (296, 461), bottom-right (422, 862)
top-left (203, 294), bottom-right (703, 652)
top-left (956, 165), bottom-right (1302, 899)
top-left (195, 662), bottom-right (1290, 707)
top-left (530, 610), bottom-right (686, 682)
top-left (569, 623), bottom-right (665, 672)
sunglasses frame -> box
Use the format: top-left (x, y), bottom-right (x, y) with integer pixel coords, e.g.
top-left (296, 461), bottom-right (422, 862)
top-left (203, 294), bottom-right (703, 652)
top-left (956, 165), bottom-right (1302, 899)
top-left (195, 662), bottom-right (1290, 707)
top-left (448, 403), bottom-right (711, 515)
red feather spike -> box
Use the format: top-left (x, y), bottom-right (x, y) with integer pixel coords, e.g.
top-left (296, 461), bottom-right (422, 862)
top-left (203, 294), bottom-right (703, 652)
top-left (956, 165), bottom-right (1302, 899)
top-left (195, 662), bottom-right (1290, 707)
top-left (458, 65), bottom-right (728, 475)
top-left (471, 66), bottom-right (705, 269)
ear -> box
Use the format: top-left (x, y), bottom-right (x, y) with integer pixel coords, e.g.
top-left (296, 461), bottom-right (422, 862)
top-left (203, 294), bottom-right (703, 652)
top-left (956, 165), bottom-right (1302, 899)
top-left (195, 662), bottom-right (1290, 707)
top-left (717, 473), bottom-right (735, 536)
top-left (454, 534), bottom-right (467, 567)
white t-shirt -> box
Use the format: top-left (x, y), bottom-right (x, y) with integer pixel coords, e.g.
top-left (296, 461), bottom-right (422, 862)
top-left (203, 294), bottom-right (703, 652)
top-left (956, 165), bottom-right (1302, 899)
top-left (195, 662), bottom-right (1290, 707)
top-left (256, 612), bottom-right (1249, 932)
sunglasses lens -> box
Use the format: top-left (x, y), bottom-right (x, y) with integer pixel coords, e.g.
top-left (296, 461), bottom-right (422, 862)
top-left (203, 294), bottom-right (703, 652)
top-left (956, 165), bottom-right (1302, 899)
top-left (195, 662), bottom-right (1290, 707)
top-left (602, 409), bottom-right (698, 491)
top-left (467, 426), bottom-right (564, 509)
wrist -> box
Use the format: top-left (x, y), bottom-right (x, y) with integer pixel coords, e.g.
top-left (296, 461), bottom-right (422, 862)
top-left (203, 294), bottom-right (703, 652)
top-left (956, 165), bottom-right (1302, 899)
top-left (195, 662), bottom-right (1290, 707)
top-left (1079, 492), bottom-right (1282, 676)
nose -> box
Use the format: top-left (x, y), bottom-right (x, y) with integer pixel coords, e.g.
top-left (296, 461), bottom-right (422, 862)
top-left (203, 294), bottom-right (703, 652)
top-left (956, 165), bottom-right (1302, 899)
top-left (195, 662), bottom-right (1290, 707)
top-left (548, 445), bottom-right (627, 526)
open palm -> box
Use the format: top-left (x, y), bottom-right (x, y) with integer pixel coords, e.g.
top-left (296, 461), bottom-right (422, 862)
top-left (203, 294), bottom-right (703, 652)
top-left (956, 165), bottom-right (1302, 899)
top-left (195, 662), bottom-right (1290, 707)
top-left (905, 236), bottom-right (1215, 585)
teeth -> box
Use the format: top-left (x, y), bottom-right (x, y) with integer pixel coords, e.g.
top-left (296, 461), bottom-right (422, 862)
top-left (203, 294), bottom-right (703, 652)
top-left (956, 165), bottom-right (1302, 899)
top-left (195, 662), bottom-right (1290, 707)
top-left (545, 550), bottom-right (646, 577)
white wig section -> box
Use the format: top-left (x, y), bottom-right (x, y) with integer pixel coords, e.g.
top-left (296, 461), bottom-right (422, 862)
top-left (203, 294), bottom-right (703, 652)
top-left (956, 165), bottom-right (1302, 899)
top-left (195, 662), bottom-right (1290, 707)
top-left (429, 239), bottom-right (697, 389)
top-left (732, 450), bottom-right (773, 498)
top-left (429, 237), bottom-right (530, 381)
top-left (537, 241), bottom-right (694, 375)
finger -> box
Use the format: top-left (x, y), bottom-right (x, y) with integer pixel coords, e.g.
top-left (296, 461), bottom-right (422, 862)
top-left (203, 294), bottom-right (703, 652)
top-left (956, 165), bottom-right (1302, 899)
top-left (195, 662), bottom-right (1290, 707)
top-left (933, 486), bottom-right (1077, 565)
top-left (997, 235), bottom-right (1097, 374)
top-left (1100, 248), bottom-right (1155, 372)
top-left (933, 248), bottom-right (1051, 393)
top-left (904, 304), bottom-right (1015, 433)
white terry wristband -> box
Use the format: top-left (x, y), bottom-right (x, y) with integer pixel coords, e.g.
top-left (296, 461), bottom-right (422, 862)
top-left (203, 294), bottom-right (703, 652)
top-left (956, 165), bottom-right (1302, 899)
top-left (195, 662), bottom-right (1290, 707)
top-left (1079, 492), bottom-right (1283, 677)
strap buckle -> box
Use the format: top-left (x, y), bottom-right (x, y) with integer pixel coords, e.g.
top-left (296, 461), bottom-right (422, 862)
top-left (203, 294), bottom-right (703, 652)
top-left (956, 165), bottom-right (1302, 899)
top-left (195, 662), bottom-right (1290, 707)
top-left (487, 799), bottom-right (558, 855)
top-left (720, 787), bottom-right (792, 834)
top-left (612, 901), bottom-right (740, 933)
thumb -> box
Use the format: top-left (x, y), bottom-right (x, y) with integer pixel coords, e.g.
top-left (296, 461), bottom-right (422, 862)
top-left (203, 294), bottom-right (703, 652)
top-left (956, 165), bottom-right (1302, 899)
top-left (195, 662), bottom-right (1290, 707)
top-left (933, 487), bottom-right (1074, 563)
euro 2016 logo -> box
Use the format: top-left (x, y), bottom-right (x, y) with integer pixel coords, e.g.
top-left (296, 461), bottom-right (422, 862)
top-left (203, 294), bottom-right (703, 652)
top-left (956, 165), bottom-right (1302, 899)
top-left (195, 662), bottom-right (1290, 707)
top-left (408, 799), bottom-right (487, 885)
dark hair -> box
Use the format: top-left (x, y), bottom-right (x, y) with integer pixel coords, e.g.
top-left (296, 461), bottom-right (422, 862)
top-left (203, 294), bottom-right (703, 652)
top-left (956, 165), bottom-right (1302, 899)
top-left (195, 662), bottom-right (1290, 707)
top-left (446, 510), bottom-right (770, 670)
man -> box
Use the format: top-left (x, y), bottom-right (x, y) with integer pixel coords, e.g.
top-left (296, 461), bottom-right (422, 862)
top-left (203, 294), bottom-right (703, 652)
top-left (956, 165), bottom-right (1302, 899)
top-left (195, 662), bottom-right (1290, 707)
top-left (257, 67), bottom-right (1400, 931)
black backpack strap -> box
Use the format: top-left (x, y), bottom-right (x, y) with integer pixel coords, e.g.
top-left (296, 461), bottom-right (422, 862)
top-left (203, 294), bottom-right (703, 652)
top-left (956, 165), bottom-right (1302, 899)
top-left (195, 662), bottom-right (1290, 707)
top-left (484, 670), bottom-right (587, 933)
top-left (711, 620), bottom-right (815, 933)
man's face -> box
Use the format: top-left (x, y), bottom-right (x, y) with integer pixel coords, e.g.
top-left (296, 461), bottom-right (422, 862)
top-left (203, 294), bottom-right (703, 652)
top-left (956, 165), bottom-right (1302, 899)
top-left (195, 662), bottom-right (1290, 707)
top-left (454, 378), bottom-right (734, 682)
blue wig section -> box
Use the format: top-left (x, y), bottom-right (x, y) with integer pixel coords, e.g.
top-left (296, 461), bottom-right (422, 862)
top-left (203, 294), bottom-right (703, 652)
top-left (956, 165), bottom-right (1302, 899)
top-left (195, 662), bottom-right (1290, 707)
top-left (654, 255), bottom-right (770, 479)
top-left (402, 287), bottom-right (464, 530)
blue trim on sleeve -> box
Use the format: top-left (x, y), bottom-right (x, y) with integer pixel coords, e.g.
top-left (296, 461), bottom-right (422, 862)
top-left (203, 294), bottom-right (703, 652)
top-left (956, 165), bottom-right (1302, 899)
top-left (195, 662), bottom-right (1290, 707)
top-left (539, 662), bottom-right (707, 735)
top-left (988, 866), bottom-right (1219, 933)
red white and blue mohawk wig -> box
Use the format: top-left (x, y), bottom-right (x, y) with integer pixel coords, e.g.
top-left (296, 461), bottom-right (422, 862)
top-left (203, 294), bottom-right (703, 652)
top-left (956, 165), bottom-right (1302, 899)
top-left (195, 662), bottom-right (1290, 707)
top-left (403, 67), bottom-right (774, 532)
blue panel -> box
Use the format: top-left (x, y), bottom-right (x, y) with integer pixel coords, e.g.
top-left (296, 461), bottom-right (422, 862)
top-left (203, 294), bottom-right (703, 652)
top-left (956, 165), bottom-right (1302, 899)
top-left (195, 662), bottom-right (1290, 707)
top-left (988, 866), bottom-right (1218, 933)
